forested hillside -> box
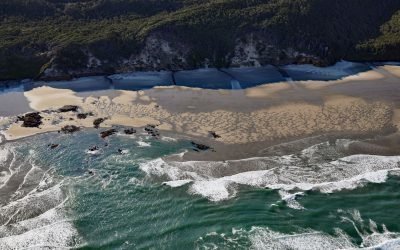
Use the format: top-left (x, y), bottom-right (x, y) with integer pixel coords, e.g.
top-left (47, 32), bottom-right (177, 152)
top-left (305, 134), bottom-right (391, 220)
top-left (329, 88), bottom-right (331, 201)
top-left (1, 0), bottom-right (400, 80)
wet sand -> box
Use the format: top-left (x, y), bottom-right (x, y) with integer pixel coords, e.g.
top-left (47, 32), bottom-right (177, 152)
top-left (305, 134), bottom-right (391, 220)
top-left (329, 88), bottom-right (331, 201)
top-left (1, 66), bottom-right (400, 160)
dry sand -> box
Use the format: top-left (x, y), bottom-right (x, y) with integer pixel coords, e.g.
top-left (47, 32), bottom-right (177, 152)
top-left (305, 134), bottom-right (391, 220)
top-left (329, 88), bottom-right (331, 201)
top-left (2, 66), bottom-right (400, 151)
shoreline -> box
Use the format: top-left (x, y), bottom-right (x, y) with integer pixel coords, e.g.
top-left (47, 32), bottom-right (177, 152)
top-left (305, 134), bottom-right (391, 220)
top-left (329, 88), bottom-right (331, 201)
top-left (1, 60), bottom-right (398, 88)
top-left (0, 64), bottom-right (400, 160)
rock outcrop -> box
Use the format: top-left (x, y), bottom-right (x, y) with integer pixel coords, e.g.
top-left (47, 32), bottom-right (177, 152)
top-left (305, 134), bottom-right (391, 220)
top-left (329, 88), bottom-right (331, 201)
top-left (18, 113), bottom-right (43, 128)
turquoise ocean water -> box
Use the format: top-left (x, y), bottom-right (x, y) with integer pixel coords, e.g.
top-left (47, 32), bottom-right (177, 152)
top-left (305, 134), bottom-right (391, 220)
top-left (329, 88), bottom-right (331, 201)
top-left (0, 130), bottom-right (399, 249)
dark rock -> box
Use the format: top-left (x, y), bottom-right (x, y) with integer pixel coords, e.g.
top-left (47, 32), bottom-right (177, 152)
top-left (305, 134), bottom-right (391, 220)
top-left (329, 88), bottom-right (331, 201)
top-left (58, 105), bottom-right (79, 113)
top-left (124, 128), bottom-right (136, 135)
top-left (144, 124), bottom-right (160, 138)
top-left (88, 170), bottom-right (94, 175)
top-left (209, 131), bottom-right (221, 139)
top-left (18, 112), bottom-right (42, 128)
top-left (89, 145), bottom-right (99, 151)
top-left (191, 141), bottom-right (211, 151)
top-left (93, 118), bottom-right (106, 128)
top-left (48, 144), bottom-right (59, 149)
top-left (100, 129), bottom-right (117, 138)
top-left (61, 125), bottom-right (80, 134)
top-left (77, 112), bottom-right (94, 119)
top-left (144, 124), bottom-right (156, 130)
top-left (77, 113), bottom-right (87, 119)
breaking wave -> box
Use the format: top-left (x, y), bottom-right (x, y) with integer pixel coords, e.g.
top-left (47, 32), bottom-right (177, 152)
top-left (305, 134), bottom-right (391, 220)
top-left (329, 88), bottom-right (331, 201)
top-left (139, 140), bottom-right (400, 204)
top-left (0, 145), bottom-right (81, 249)
top-left (195, 210), bottom-right (400, 249)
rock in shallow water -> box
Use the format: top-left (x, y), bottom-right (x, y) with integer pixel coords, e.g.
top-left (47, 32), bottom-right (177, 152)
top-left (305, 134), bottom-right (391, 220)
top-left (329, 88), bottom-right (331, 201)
top-left (48, 143), bottom-right (59, 149)
top-left (191, 141), bottom-right (211, 151)
top-left (100, 129), bottom-right (117, 138)
top-left (124, 128), bottom-right (136, 135)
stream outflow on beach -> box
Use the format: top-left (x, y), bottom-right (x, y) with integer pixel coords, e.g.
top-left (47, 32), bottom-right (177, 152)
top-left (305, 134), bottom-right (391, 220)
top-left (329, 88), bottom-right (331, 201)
top-left (0, 130), bottom-right (399, 249)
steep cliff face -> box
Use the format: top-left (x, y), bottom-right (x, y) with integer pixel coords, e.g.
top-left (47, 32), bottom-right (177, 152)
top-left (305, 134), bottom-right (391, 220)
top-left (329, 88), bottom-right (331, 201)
top-left (230, 34), bottom-right (326, 67)
top-left (40, 32), bottom-right (328, 80)
top-left (122, 33), bottom-right (190, 71)
top-left (1, 0), bottom-right (400, 81)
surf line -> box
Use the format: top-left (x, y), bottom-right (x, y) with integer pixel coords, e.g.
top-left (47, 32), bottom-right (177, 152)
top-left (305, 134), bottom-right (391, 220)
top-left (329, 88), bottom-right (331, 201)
top-left (218, 69), bottom-right (242, 90)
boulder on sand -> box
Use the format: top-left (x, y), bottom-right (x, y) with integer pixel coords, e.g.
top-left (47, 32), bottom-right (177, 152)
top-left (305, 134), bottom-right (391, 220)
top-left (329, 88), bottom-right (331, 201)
top-left (77, 112), bottom-right (94, 119)
top-left (58, 105), bottom-right (79, 113)
top-left (61, 125), bottom-right (80, 134)
top-left (209, 131), bottom-right (221, 139)
top-left (18, 112), bottom-right (43, 128)
top-left (93, 118), bottom-right (107, 128)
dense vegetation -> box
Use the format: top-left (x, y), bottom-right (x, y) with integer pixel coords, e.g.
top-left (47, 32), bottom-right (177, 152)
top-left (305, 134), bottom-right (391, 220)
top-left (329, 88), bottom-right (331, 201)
top-left (1, 0), bottom-right (400, 80)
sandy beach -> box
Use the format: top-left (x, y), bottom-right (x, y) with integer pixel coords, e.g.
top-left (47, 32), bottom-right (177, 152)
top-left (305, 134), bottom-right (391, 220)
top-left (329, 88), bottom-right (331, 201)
top-left (1, 65), bottom-right (400, 159)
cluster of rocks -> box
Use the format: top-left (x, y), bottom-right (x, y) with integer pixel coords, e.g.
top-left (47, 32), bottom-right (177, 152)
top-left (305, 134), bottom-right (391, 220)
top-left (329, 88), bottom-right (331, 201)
top-left (18, 112), bottom-right (43, 128)
top-left (99, 126), bottom-right (137, 139)
top-left (124, 128), bottom-right (136, 135)
top-left (100, 129), bottom-right (117, 139)
top-left (144, 124), bottom-right (160, 138)
top-left (88, 145), bottom-right (99, 152)
top-left (61, 125), bottom-right (80, 134)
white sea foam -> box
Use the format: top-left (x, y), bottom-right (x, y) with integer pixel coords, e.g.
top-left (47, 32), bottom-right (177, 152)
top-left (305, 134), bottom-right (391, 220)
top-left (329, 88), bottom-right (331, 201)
top-left (189, 180), bottom-right (237, 201)
top-left (137, 140), bottom-right (151, 147)
top-left (0, 146), bottom-right (81, 249)
top-left (139, 140), bottom-right (400, 204)
top-left (168, 150), bottom-right (188, 159)
top-left (163, 179), bottom-right (192, 187)
top-left (85, 149), bottom-right (102, 155)
top-left (161, 136), bottom-right (177, 142)
top-left (0, 183), bottom-right (80, 249)
top-left (278, 190), bottom-right (305, 210)
top-left (250, 228), bottom-right (355, 250)
top-left (119, 149), bottom-right (129, 155)
top-left (11, 164), bottom-right (46, 201)
top-left (196, 210), bottom-right (400, 249)
top-left (0, 183), bottom-right (64, 225)
top-left (0, 147), bottom-right (10, 164)
top-left (0, 146), bottom-right (15, 188)
top-left (0, 202), bottom-right (80, 250)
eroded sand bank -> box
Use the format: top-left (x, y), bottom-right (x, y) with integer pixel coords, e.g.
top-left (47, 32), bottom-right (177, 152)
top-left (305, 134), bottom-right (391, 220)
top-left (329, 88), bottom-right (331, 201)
top-left (1, 66), bottom-right (400, 151)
